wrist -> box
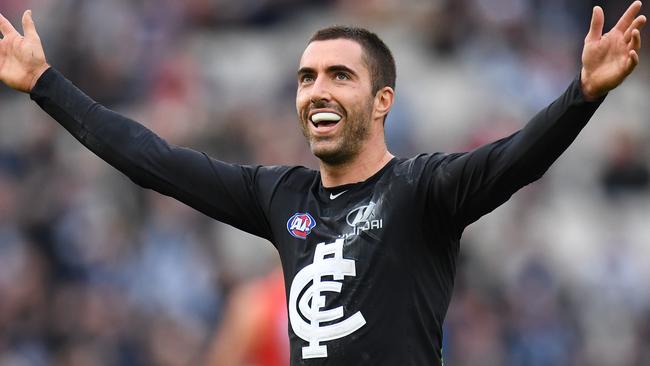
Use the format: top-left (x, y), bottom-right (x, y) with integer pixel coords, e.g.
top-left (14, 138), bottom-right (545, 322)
top-left (28, 64), bottom-right (50, 92)
top-left (580, 67), bottom-right (603, 102)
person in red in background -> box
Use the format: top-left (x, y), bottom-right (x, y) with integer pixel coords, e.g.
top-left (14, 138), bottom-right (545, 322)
top-left (205, 268), bottom-right (289, 366)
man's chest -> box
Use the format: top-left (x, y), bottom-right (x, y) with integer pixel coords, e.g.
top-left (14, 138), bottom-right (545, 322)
top-left (274, 185), bottom-right (398, 261)
top-left (269, 180), bottom-right (424, 357)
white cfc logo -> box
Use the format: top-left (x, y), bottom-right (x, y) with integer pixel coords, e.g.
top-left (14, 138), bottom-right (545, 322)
top-left (289, 238), bottom-right (366, 359)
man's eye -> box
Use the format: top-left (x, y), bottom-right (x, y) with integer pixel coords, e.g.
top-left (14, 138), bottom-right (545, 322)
top-left (334, 72), bottom-right (349, 81)
top-left (301, 75), bottom-right (315, 83)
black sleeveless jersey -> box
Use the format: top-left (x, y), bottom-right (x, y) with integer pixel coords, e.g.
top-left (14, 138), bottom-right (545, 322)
top-left (31, 68), bottom-right (604, 365)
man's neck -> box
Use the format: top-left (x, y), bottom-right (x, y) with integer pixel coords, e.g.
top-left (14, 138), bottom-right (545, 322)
top-left (319, 148), bottom-right (394, 188)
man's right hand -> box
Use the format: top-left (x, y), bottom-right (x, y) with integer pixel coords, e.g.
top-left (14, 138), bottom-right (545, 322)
top-left (0, 10), bottom-right (49, 93)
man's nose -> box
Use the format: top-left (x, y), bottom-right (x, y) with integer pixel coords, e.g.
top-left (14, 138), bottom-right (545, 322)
top-left (309, 76), bottom-right (331, 103)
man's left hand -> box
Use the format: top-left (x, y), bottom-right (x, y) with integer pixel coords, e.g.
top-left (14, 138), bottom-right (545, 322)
top-left (581, 1), bottom-right (646, 100)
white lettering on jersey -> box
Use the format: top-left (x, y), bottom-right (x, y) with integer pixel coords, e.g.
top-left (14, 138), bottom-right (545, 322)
top-left (289, 238), bottom-right (366, 359)
top-left (339, 202), bottom-right (383, 239)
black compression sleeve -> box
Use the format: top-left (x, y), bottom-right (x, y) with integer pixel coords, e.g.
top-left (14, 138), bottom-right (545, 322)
top-left (30, 67), bottom-right (274, 239)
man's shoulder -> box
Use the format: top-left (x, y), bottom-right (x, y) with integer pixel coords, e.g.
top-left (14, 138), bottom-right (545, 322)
top-left (254, 164), bottom-right (317, 178)
top-left (249, 164), bottom-right (318, 189)
top-left (392, 152), bottom-right (458, 175)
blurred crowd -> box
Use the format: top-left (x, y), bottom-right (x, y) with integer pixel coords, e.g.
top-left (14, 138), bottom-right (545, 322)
top-left (0, 0), bottom-right (649, 365)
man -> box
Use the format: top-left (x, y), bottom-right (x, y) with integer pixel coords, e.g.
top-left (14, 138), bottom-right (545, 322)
top-left (0, 3), bottom-right (645, 365)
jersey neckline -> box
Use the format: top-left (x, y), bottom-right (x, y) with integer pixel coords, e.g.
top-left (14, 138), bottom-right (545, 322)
top-left (318, 157), bottom-right (398, 195)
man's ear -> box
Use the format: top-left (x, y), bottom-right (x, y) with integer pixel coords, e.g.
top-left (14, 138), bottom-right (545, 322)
top-left (374, 86), bottom-right (395, 121)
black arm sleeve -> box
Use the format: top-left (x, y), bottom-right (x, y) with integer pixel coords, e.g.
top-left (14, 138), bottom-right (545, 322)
top-left (430, 74), bottom-right (605, 231)
top-left (30, 67), bottom-right (276, 240)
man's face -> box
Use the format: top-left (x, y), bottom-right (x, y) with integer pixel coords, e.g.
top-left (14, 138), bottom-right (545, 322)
top-left (296, 39), bottom-right (375, 165)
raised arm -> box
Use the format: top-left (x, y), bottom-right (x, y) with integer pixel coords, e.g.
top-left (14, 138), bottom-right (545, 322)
top-left (0, 10), bottom-right (280, 240)
top-left (432, 2), bottom-right (645, 230)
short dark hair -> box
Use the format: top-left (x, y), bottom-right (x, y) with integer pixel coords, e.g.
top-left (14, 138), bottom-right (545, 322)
top-left (308, 26), bottom-right (396, 95)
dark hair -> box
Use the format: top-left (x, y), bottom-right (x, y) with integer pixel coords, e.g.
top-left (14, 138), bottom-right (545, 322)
top-left (309, 26), bottom-right (396, 95)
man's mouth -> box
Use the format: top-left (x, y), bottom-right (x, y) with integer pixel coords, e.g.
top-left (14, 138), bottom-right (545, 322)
top-left (310, 112), bottom-right (342, 128)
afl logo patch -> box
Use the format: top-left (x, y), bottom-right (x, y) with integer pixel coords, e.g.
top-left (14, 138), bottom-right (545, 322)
top-left (287, 213), bottom-right (316, 239)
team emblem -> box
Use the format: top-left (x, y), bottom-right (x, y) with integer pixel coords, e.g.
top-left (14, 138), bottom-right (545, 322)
top-left (289, 239), bottom-right (366, 359)
top-left (287, 212), bottom-right (316, 239)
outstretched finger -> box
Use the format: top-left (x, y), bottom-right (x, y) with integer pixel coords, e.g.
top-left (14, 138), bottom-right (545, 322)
top-left (615, 1), bottom-right (643, 32)
top-left (21, 10), bottom-right (38, 39)
top-left (0, 12), bottom-right (19, 37)
top-left (586, 6), bottom-right (604, 42)
top-left (624, 15), bottom-right (647, 42)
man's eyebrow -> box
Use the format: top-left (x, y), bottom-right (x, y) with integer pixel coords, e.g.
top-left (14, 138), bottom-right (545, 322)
top-left (297, 67), bottom-right (316, 77)
top-left (327, 65), bottom-right (358, 77)
top-left (297, 65), bottom-right (358, 77)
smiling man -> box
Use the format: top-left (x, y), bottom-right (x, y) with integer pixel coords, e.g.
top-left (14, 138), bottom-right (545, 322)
top-left (0, 3), bottom-right (646, 365)
top-left (297, 30), bottom-right (394, 182)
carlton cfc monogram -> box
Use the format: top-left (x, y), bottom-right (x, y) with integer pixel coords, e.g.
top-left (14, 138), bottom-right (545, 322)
top-left (289, 239), bottom-right (366, 359)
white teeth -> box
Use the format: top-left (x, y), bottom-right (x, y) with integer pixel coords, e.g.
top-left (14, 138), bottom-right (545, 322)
top-left (311, 112), bottom-right (341, 123)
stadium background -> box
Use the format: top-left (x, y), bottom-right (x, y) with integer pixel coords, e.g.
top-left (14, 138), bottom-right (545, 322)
top-left (0, 0), bottom-right (649, 364)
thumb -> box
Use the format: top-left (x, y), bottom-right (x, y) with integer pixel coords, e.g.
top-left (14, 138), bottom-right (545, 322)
top-left (22, 9), bottom-right (39, 39)
top-left (586, 6), bottom-right (604, 42)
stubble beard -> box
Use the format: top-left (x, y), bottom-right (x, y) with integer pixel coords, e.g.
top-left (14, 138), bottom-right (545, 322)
top-left (299, 100), bottom-right (373, 166)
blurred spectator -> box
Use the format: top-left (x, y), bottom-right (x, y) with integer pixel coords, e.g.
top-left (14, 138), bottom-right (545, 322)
top-left (600, 128), bottom-right (649, 198)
